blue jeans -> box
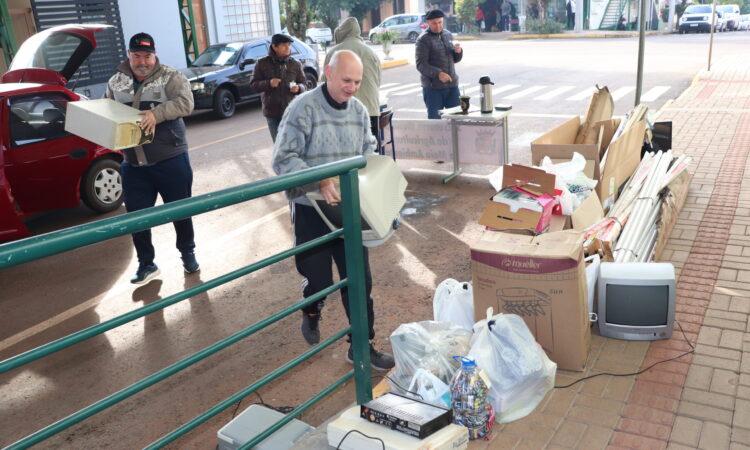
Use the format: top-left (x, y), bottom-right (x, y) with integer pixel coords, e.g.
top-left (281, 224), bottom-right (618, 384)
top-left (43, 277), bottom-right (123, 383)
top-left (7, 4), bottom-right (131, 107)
top-left (266, 117), bottom-right (282, 142)
top-left (120, 152), bottom-right (195, 266)
top-left (422, 86), bottom-right (461, 119)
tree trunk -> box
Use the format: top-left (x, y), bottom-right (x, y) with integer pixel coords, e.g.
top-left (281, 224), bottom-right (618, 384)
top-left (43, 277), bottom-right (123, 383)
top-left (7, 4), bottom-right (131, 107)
top-left (537, 0), bottom-right (545, 21)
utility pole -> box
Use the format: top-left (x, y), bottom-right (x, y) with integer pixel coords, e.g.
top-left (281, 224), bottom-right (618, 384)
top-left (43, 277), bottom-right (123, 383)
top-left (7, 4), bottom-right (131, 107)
top-left (708, 0), bottom-right (717, 71)
top-left (634, 0), bottom-right (648, 105)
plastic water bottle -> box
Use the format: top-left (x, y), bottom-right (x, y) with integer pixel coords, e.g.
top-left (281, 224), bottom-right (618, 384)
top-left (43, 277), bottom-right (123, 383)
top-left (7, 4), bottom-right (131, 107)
top-left (450, 356), bottom-right (494, 440)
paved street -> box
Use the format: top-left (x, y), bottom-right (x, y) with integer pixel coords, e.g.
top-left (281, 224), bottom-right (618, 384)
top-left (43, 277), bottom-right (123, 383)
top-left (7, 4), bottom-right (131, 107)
top-left (1, 32), bottom-right (750, 448)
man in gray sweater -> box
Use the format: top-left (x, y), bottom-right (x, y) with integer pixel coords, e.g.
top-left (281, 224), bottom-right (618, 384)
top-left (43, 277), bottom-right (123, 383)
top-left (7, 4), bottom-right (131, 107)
top-left (416, 9), bottom-right (463, 119)
top-left (272, 50), bottom-right (394, 371)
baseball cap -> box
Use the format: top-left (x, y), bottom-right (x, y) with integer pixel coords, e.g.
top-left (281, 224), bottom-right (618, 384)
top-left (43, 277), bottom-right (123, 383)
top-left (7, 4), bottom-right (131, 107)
top-left (271, 34), bottom-right (294, 46)
top-left (425, 9), bottom-right (445, 20)
top-left (129, 32), bottom-right (156, 53)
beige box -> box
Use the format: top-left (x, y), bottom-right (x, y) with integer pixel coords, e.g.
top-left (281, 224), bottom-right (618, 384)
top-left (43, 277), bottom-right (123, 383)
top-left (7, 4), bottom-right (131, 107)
top-left (65, 99), bottom-right (152, 150)
top-left (470, 230), bottom-right (590, 371)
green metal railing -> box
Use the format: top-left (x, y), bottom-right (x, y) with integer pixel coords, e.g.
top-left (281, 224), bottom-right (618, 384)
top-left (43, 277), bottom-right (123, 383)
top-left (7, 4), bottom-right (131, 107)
top-left (0, 157), bottom-right (373, 449)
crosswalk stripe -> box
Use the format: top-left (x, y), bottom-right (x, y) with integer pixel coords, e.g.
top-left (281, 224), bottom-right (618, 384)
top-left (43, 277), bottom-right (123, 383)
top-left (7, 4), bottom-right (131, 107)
top-left (503, 85), bottom-right (547, 100)
top-left (534, 86), bottom-right (575, 100)
top-left (640, 85), bottom-right (671, 102)
top-left (566, 87), bottom-right (596, 101)
top-left (391, 85), bottom-right (425, 96)
top-left (464, 86), bottom-right (481, 95)
top-left (492, 84), bottom-right (520, 96)
top-left (380, 82), bottom-right (398, 89)
top-left (381, 83), bottom-right (419, 95)
top-left (610, 86), bottom-right (636, 101)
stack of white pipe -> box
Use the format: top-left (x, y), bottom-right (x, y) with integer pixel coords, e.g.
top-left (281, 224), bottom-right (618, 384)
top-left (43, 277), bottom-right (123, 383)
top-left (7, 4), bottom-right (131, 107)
top-left (613, 150), bottom-right (673, 262)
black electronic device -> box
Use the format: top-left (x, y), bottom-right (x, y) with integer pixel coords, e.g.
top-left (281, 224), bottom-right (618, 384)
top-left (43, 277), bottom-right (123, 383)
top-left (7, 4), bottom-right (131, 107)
top-left (360, 392), bottom-right (452, 440)
top-left (494, 104), bottom-right (512, 111)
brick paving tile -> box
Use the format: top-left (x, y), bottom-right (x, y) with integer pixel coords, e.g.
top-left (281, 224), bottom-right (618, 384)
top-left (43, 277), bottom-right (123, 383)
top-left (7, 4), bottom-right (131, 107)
top-left (617, 418), bottom-right (672, 441)
top-left (578, 424), bottom-right (613, 449)
top-left (627, 391), bottom-right (680, 413)
top-left (670, 416), bottom-right (703, 447)
top-left (610, 431), bottom-right (667, 450)
top-left (681, 387), bottom-right (736, 410)
top-left (699, 422), bottom-right (732, 450)
top-left (568, 405), bottom-right (621, 428)
top-left (734, 399), bottom-right (750, 429)
top-left (710, 368), bottom-right (741, 396)
top-left (549, 419), bottom-right (587, 447)
top-left (602, 377), bottom-right (635, 402)
top-left (734, 427), bottom-right (750, 446)
top-left (622, 404), bottom-right (676, 426)
top-left (677, 401), bottom-right (734, 425)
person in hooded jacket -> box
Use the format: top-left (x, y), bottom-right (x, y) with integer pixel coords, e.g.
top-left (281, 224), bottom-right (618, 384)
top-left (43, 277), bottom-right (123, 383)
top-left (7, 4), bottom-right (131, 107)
top-left (249, 34), bottom-right (307, 142)
top-left (323, 17), bottom-right (382, 137)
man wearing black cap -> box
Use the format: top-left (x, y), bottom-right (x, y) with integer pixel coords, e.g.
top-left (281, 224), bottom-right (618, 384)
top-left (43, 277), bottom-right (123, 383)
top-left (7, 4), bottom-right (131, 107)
top-left (104, 32), bottom-right (198, 285)
top-left (415, 9), bottom-right (463, 119)
top-left (250, 34), bottom-right (307, 141)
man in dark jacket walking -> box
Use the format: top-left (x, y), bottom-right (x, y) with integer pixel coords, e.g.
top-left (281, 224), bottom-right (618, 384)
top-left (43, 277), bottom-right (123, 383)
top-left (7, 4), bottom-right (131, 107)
top-left (415, 9), bottom-right (463, 119)
top-left (249, 34), bottom-right (307, 141)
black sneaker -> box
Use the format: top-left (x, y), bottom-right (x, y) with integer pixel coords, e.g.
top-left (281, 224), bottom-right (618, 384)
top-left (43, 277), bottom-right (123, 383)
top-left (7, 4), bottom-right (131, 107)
top-left (131, 263), bottom-right (160, 285)
top-left (181, 252), bottom-right (200, 274)
top-left (301, 312), bottom-right (320, 345)
top-left (346, 343), bottom-right (395, 371)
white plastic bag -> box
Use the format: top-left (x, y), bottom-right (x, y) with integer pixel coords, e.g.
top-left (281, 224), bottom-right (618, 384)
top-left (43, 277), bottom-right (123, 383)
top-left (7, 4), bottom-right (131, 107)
top-left (541, 152), bottom-right (599, 214)
top-left (433, 279), bottom-right (475, 330)
top-left (407, 368), bottom-right (451, 407)
top-left (468, 308), bottom-right (556, 423)
top-left (389, 321), bottom-right (472, 395)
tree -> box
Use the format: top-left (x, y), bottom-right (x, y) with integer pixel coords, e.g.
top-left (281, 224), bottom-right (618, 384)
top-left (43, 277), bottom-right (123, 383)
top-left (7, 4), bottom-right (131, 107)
top-left (456, 0), bottom-right (480, 32)
top-left (282, 0), bottom-right (308, 40)
top-left (309, 0), bottom-right (341, 31)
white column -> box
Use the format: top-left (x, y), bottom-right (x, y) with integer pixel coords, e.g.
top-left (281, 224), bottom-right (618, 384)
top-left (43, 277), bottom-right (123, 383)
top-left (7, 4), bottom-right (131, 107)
top-left (575, 0), bottom-right (584, 31)
top-left (667, 0), bottom-right (675, 31)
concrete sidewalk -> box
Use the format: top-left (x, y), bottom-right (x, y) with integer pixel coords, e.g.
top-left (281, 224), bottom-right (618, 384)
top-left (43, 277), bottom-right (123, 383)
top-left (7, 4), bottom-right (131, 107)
top-left (461, 54), bottom-right (750, 450)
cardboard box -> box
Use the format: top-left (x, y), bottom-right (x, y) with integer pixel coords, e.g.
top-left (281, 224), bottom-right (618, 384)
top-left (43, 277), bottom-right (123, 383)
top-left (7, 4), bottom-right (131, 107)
top-left (470, 230), bottom-right (590, 371)
top-left (478, 165), bottom-right (556, 233)
top-left (65, 98), bottom-right (153, 150)
top-left (531, 117), bottom-right (622, 181)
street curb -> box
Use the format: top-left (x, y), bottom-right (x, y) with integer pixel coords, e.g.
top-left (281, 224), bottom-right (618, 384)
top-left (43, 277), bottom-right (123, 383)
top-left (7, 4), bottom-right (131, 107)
top-left (381, 59), bottom-right (409, 69)
top-left (508, 30), bottom-right (670, 40)
top-left (456, 35), bottom-right (480, 40)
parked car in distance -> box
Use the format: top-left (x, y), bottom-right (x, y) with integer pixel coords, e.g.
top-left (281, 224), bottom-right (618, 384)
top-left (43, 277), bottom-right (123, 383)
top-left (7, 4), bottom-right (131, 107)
top-left (282, 23), bottom-right (333, 44)
top-left (369, 14), bottom-right (427, 43)
top-left (0, 24), bottom-right (124, 241)
top-left (678, 4), bottom-right (726, 33)
top-left (739, 14), bottom-right (750, 30)
top-left (181, 36), bottom-right (319, 119)
top-left (716, 4), bottom-right (741, 30)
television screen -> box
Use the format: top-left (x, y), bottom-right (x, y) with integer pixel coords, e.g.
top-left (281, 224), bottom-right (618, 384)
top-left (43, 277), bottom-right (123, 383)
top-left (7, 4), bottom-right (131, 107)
top-left (605, 284), bottom-right (669, 327)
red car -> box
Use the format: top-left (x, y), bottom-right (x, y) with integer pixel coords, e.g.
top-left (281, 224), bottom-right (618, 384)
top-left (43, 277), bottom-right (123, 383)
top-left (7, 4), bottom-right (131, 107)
top-left (0, 24), bottom-right (123, 241)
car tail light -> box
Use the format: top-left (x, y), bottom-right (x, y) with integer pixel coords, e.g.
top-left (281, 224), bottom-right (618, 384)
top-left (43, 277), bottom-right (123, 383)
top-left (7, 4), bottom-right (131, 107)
top-left (420, 22), bottom-right (427, 29)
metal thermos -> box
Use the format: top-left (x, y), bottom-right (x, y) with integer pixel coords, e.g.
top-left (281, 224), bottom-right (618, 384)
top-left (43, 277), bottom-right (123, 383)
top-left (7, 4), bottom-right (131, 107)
top-left (479, 76), bottom-right (494, 113)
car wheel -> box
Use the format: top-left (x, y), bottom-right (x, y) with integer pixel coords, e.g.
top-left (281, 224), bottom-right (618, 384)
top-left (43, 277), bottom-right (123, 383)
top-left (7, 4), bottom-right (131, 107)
top-left (213, 88), bottom-right (235, 119)
top-left (305, 70), bottom-right (318, 91)
top-left (81, 158), bottom-right (123, 213)
top-left (408, 31), bottom-right (419, 42)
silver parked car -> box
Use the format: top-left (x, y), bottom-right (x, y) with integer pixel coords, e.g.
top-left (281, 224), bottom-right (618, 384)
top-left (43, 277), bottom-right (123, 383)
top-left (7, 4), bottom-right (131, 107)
top-left (369, 14), bottom-right (427, 43)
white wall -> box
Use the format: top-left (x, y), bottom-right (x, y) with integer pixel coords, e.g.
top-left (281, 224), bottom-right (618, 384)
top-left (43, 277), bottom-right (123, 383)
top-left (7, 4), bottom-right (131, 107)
top-left (118, 1), bottom-right (187, 69)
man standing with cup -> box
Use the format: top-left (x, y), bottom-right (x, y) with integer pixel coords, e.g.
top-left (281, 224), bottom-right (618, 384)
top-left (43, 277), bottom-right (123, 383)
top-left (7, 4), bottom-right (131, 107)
top-left (415, 9), bottom-right (463, 119)
top-left (250, 34), bottom-right (307, 142)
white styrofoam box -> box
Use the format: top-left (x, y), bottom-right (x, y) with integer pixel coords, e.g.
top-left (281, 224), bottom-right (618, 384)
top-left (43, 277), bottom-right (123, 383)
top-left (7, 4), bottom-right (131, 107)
top-left (217, 404), bottom-right (313, 450)
top-left (327, 405), bottom-right (469, 450)
top-left (64, 98), bottom-right (152, 150)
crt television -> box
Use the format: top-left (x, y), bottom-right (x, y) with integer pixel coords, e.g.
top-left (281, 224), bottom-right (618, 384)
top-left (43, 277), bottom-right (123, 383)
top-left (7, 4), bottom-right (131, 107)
top-left (306, 155), bottom-right (407, 247)
top-left (597, 262), bottom-right (675, 341)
